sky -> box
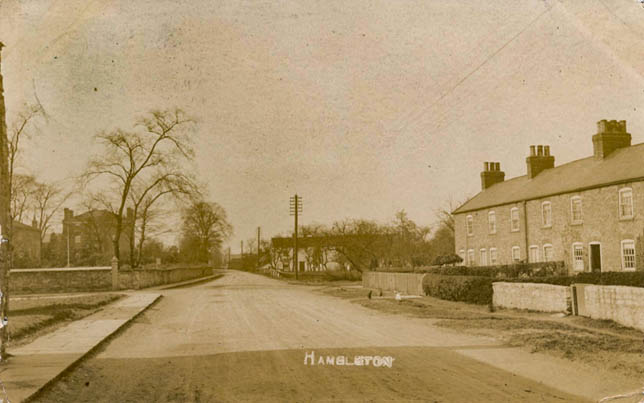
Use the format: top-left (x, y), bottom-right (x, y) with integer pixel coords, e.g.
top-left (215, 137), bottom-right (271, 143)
top-left (1, 0), bottom-right (644, 253)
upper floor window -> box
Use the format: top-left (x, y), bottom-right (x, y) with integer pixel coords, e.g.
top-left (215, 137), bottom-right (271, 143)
top-left (488, 211), bottom-right (496, 234)
top-left (480, 248), bottom-right (487, 266)
top-left (529, 245), bottom-right (539, 263)
top-left (467, 249), bottom-right (475, 266)
top-left (543, 244), bottom-right (553, 262)
top-left (541, 201), bottom-right (552, 227)
top-left (572, 242), bottom-right (584, 271)
top-left (570, 196), bottom-right (583, 224)
top-left (621, 240), bottom-right (636, 271)
top-left (74, 235), bottom-right (81, 245)
top-left (619, 188), bottom-right (634, 219)
top-left (511, 246), bottom-right (520, 262)
top-left (466, 215), bottom-right (473, 236)
top-left (510, 208), bottom-right (520, 232)
top-left (489, 248), bottom-right (498, 265)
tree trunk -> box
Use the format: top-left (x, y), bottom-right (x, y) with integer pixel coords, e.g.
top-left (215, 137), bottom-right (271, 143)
top-left (0, 43), bottom-right (11, 360)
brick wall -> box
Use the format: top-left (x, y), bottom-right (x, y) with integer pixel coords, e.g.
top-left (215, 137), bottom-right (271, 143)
top-left (10, 266), bottom-right (213, 294)
top-left (455, 181), bottom-right (644, 273)
top-left (492, 282), bottom-right (571, 313)
top-left (362, 272), bottom-right (426, 296)
top-left (575, 284), bottom-right (644, 332)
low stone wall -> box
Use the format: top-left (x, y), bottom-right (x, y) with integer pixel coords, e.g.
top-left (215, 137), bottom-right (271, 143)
top-left (10, 267), bottom-right (112, 294)
top-left (492, 282), bottom-right (571, 313)
top-left (10, 266), bottom-right (213, 294)
top-left (117, 267), bottom-right (213, 290)
top-left (574, 284), bottom-right (644, 332)
top-left (362, 272), bottom-right (426, 296)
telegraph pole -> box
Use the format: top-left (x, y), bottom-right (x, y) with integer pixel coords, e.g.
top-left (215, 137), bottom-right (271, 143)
top-left (289, 194), bottom-right (302, 279)
top-left (0, 41), bottom-right (10, 361)
top-left (257, 226), bottom-right (261, 269)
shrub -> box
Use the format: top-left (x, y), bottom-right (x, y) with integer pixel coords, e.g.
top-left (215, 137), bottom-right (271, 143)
top-left (422, 274), bottom-right (493, 305)
top-left (432, 254), bottom-right (463, 266)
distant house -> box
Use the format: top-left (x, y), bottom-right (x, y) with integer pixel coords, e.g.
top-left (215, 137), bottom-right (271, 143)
top-left (453, 119), bottom-right (644, 274)
top-left (271, 236), bottom-right (350, 272)
top-left (12, 220), bottom-right (41, 268)
top-left (61, 207), bottom-right (133, 266)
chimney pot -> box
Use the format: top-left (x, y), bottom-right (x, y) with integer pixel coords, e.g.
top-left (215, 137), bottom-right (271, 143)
top-left (495, 162), bottom-right (500, 171)
top-left (530, 145), bottom-right (536, 156)
top-left (537, 145), bottom-right (543, 156)
top-left (484, 162), bottom-right (489, 171)
top-left (544, 145), bottom-right (550, 156)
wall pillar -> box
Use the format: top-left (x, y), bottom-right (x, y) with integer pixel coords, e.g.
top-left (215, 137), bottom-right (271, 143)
top-left (111, 256), bottom-right (119, 290)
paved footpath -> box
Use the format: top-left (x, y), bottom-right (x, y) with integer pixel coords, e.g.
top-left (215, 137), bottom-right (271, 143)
top-left (0, 293), bottom-right (160, 402)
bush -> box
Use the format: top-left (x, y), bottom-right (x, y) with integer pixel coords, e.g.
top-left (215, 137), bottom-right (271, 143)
top-left (503, 271), bottom-right (644, 288)
top-left (422, 274), bottom-right (493, 305)
top-left (432, 254), bottom-right (463, 266)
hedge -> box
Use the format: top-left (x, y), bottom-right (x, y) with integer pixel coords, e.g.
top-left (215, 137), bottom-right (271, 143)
top-left (503, 271), bottom-right (644, 288)
top-left (414, 261), bottom-right (566, 278)
top-left (422, 274), bottom-right (493, 305)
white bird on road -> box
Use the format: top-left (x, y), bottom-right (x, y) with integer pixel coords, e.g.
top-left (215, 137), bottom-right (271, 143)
top-left (395, 292), bottom-right (402, 303)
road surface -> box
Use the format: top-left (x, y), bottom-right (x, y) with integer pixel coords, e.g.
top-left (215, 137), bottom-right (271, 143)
top-left (35, 271), bottom-right (589, 402)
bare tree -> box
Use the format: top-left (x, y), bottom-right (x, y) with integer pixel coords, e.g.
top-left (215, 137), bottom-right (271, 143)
top-left (127, 173), bottom-right (198, 268)
top-left (31, 181), bottom-right (71, 258)
top-left (82, 108), bottom-right (195, 268)
top-left (10, 174), bottom-right (37, 223)
top-left (180, 200), bottom-right (233, 263)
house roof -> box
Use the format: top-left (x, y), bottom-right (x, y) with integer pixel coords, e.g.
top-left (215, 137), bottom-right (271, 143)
top-left (13, 221), bottom-right (39, 233)
top-left (453, 142), bottom-right (644, 214)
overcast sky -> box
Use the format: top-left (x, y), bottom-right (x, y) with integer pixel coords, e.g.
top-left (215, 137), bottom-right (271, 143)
top-left (2, 0), bottom-right (644, 252)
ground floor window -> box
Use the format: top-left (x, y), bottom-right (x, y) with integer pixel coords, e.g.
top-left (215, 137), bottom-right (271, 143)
top-left (529, 245), bottom-right (539, 263)
top-left (511, 246), bottom-right (520, 262)
top-left (572, 243), bottom-right (584, 271)
top-left (543, 244), bottom-right (553, 262)
top-left (458, 249), bottom-right (465, 263)
top-left (467, 249), bottom-right (475, 266)
top-left (479, 248), bottom-right (487, 266)
top-left (621, 240), bottom-right (636, 271)
top-left (489, 248), bottom-right (497, 265)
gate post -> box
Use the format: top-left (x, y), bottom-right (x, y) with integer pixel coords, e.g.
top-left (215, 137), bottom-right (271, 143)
top-left (111, 256), bottom-right (119, 291)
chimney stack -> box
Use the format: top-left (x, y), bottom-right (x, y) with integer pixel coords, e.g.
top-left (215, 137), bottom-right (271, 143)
top-left (526, 144), bottom-right (554, 179)
top-left (480, 161), bottom-right (505, 190)
top-left (593, 119), bottom-right (630, 159)
top-left (63, 208), bottom-right (73, 220)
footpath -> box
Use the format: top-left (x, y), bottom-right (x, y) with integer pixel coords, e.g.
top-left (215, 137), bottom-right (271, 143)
top-left (0, 293), bottom-right (160, 402)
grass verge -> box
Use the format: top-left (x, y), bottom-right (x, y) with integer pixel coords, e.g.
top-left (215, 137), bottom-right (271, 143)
top-left (319, 286), bottom-right (644, 379)
top-left (8, 294), bottom-right (124, 344)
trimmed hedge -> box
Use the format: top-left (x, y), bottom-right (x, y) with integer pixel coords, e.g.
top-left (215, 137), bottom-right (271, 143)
top-left (415, 261), bottom-right (566, 278)
top-left (422, 274), bottom-right (493, 305)
top-left (504, 271), bottom-right (644, 288)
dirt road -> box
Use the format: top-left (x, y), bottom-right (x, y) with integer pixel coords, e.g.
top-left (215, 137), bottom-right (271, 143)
top-left (34, 271), bottom-right (596, 402)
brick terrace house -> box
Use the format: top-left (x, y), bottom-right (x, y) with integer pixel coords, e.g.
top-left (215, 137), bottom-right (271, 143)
top-left (61, 207), bottom-right (133, 266)
top-left (453, 120), bottom-right (644, 274)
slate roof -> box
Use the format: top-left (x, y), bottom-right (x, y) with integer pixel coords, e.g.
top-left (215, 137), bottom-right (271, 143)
top-left (453, 142), bottom-right (644, 214)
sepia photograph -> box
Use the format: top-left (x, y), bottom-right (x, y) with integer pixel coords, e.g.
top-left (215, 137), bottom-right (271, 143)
top-left (1, 0), bottom-right (644, 402)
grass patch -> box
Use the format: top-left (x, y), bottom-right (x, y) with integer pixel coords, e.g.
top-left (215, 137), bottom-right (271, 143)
top-left (8, 294), bottom-right (123, 343)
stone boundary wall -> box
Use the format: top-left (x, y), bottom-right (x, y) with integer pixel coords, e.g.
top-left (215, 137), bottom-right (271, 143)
top-left (575, 284), bottom-right (644, 332)
top-left (362, 272), bottom-right (426, 296)
top-left (492, 282), bottom-right (571, 313)
top-left (10, 266), bottom-right (213, 294)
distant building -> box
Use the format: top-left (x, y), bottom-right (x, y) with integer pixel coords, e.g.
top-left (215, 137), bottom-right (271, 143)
top-left (12, 220), bottom-right (41, 268)
top-left (453, 119), bottom-right (644, 274)
top-left (60, 207), bottom-right (133, 266)
top-left (271, 236), bottom-right (350, 272)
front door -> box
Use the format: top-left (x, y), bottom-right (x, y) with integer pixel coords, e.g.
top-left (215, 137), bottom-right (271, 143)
top-left (590, 244), bottom-right (601, 272)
